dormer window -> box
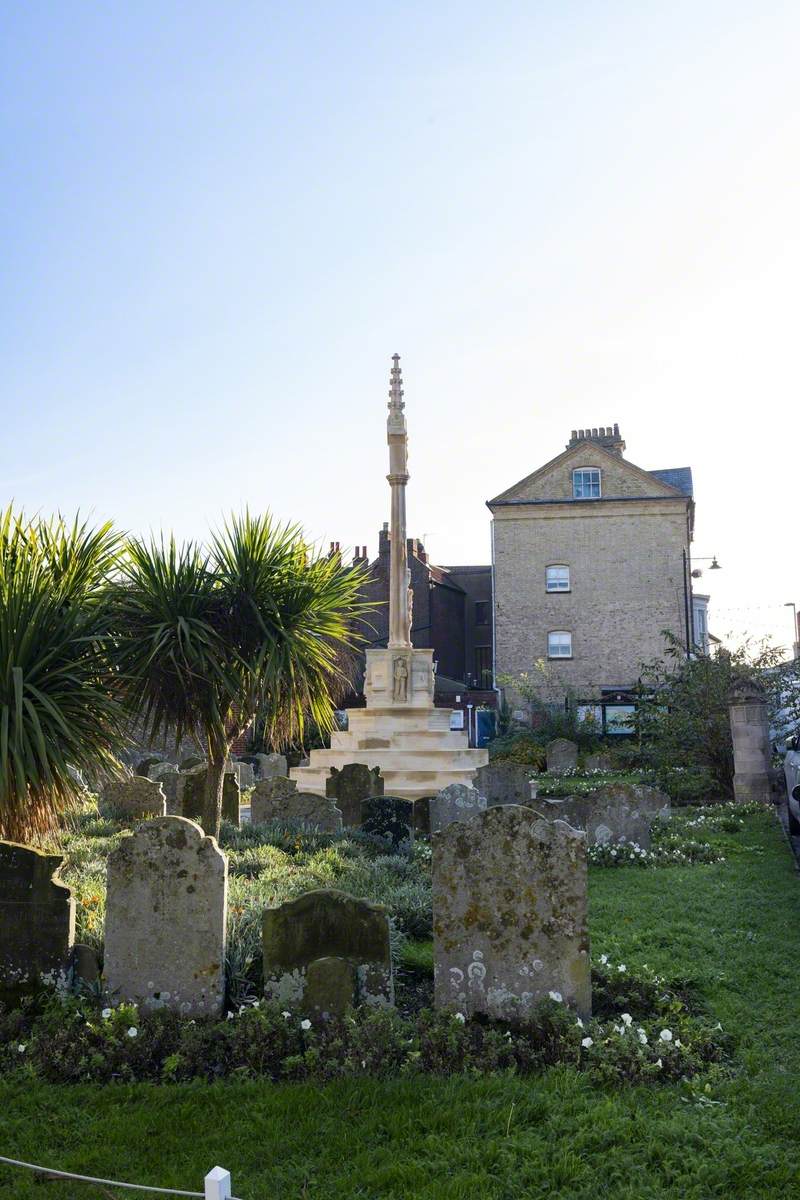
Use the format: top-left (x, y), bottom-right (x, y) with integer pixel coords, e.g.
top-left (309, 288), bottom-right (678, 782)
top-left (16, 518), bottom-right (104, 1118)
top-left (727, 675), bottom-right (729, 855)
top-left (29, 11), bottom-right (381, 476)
top-left (572, 468), bottom-right (601, 499)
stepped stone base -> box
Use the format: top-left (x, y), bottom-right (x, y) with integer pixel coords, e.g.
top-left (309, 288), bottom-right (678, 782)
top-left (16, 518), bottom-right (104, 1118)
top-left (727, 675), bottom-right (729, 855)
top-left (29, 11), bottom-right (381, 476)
top-left (290, 649), bottom-right (488, 800)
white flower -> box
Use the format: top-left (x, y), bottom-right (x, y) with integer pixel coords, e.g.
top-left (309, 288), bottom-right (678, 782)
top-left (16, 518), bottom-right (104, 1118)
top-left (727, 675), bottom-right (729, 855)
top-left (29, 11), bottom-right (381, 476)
top-left (17, 1044), bottom-right (26, 1053)
top-left (101, 1008), bottom-right (112, 1020)
top-left (659, 1029), bottom-right (673, 1043)
top-left (581, 1036), bottom-right (593, 1048)
top-left (226, 1012), bottom-right (235, 1020)
top-left (575, 1017), bottom-right (584, 1028)
top-left (655, 1057), bottom-right (663, 1068)
top-left (548, 991), bottom-right (563, 1003)
top-left (638, 1029), bottom-right (648, 1044)
top-left (127, 1027), bottom-right (138, 1038)
top-left (454, 1012), bottom-right (466, 1023)
top-left (621, 1013), bottom-right (632, 1026)
top-left (613, 1023), bottom-right (624, 1035)
top-left (600, 954), bottom-right (608, 965)
top-left (675, 1039), bottom-right (682, 1048)
top-left (617, 964), bottom-right (627, 973)
top-left (300, 1019), bottom-right (311, 1031)
top-left (282, 1011), bottom-right (291, 1019)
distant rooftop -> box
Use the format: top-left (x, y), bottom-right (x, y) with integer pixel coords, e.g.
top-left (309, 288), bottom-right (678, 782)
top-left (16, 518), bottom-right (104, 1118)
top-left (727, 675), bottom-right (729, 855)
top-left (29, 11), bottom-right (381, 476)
top-left (649, 467), bottom-right (693, 497)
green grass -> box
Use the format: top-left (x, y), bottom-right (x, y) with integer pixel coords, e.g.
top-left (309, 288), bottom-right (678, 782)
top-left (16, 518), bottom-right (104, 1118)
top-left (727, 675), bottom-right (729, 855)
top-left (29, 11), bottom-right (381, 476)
top-left (2, 810), bottom-right (800, 1198)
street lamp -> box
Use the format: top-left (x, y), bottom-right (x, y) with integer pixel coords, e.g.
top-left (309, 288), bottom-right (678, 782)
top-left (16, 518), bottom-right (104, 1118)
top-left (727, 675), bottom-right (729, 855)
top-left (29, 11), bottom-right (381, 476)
top-left (785, 602), bottom-right (798, 660)
top-left (682, 553), bottom-right (721, 657)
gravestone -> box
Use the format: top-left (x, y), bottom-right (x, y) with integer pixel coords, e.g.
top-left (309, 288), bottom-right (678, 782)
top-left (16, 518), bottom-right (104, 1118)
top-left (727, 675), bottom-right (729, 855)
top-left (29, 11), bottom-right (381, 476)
top-left (430, 784), bottom-right (487, 834)
top-left (235, 760), bottom-right (255, 790)
top-left (0, 842), bottom-right (75, 997)
top-left (360, 796), bottom-right (413, 849)
top-left (104, 817), bottom-right (227, 1015)
top-left (534, 783), bottom-right (670, 849)
top-left (546, 738), bottom-right (579, 775)
top-left (254, 752), bottom-right (288, 781)
top-left (474, 762), bottom-right (533, 807)
top-left (136, 755), bottom-right (166, 778)
top-left (72, 943), bottom-right (100, 985)
top-left (179, 768), bottom-right (240, 827)
top-left (147, 761), bottom-right (178, 781)
top-left (179, 755), bottom-right (205, 772)
top-left (326, 764), bottom-right (384, 827)
top-left (263, 888), bottom-right (393, 1017)
top-left (250, 789), bottom-right (343, 833)
top-left (584, 752), bottom-right (614, 772)
top-left (101, 778), bottom-right (167, 821)
top-left (251, 776), bottom-right (299, 824)
top-left (156, 767), bottom-right (181, 814)
top-left (432, 804), bottom-right (590, 1020)
top-left (413, 796), bottom-right (432, 836)
top-left (729, 679), bottom-right (772, 804)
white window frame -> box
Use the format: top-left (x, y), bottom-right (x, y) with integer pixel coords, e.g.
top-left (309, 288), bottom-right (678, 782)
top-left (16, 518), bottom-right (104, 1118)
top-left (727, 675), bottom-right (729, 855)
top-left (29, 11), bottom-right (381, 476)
top-left (545, 564), bottom-right (571, 593)
top-left (547, 630), bottom-right (573, 659)
top-left (572, 467), bottom-right (601, 499)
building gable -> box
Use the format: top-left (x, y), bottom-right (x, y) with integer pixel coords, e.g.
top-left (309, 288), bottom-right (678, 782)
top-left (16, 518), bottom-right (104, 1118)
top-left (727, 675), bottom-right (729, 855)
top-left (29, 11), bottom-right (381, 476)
top-left (488, 442), bottom-right (685, 507)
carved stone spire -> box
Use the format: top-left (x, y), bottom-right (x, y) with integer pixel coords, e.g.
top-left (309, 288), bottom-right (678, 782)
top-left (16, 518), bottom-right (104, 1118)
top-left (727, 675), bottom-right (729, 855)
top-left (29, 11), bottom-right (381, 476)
top-left (386, 354), bottom-right (411, 649)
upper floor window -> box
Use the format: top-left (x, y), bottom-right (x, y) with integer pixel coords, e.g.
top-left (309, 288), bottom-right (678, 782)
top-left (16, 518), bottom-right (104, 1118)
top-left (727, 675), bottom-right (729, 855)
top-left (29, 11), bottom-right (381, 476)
top-left (474, 601), bottom-right (489, 625)
top-left (546, 565), bottom-right (570, 592)
top-left (572, 467), bottom-right (601, 499)
top-left (547, 630), bottom-right (573, 658)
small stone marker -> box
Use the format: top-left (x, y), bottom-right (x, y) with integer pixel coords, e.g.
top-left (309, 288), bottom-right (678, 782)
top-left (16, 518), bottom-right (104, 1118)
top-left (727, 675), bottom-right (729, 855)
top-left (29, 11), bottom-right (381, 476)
top-left (179, 768), bottom-right (240, 827)
top-left (105, 817), bottom-right (227, 1015)
top-left (72, 942), bottom-right (100, 985)
top-left (0, 842), bottom-right (75, 996)
top-left (251, 789), bottom-right (342, 832)
top-left (251, 776), bottom-right (299, 824)
top-left (546, 738), bottom-right (579, 775)
top-left (254, 752), bottom-right (288, 780)
top-left (326, 763), bottom-right (384, 827)
top-left (584, 752), bottom-right (613, 772)
top-left (101, 778), bottom-right (166, 821)
top-left (534, 782), bottom-right (670, 849)
top-left (432, 804), bottom-right (590, 1020)
top-left (263, 888), bottom-right (393, 1016)
top-left (429, 783), bottom-right (487, 834)
top-left (474, 762), bottom-right (533, 807)
top-left (360, 795), bottom-right (413, 849)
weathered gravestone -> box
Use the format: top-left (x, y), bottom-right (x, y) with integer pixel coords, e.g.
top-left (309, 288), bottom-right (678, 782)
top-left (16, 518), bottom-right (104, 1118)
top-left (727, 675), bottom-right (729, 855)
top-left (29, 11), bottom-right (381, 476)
top-left (254, 752), bottom-right (288, 781)
top-left (155, 767), bottom-right (181, 814)
top-left (546, 738), bottom-right (579, 775)
top-left (263, 888), bottom-right (393, 1016)
top-left (326, 764), bottom-right (384, 827)
top-left (0, 842), bottom-right (75, 997)
top-left (474, 762), bottom-right (533, 807)
top-left (584, 752), bottom-right (614, 772)
top-left (179, 755), bottom-right (205, 772)
top-left (226, 760), bottom-right (255, 790)
top-left (360, 796), bottom-right (413, 849)
top-left (432, 805), bottom-right (591, 1020)
top-left (179, 768), bottom-right (240, 827)
top-left (147, 761), bottom-right (178, 781)
top-left (251, 776), bottom-right (300, 824)
top-left (104, 817), bottom-right (227, 1015)
top-left (412, 796), bottom-right (432, 836)
top-left (534, 783), bottom-right (670, 850)
top-left (101, 778), bottom-right (167, 821)
top-left (251, 789), bottom-right (343, 833)
top-left (430, 783), bottom-right (487, 834)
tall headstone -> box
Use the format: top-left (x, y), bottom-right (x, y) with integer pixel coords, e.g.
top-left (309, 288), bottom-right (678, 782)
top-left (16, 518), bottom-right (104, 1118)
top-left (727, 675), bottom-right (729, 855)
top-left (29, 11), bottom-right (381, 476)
top-left (0, 842), bottom-right (75, 996)
top-left (432, 805), bottom-right (590, 1020)
top-left (326, 764), bottom-right (384, 827)
top-left (430, 783), bottom-right (487, 834)
top-left (360, 796), bottom-right (413, 849)
top-left (263, 888), bottom-right (393, 1016)
top-left (101, 778), bottom-right (166, 821)
top-left (546, 738), bottom-right (579, 775)
top-left (729, 679), bottom-right (772, 804)
top-left (535, 783), bottom-right (670, 849)
top-left (254, 752), bottom-right (288, 781)
top-left (251, 776), bottom-right (299, 824)
top-left (179, 768), bottom-right (240, 827)
top-left (475, 762), bottom-right (533, 807)
top-left (105, 817), bottom-right (227, 1015)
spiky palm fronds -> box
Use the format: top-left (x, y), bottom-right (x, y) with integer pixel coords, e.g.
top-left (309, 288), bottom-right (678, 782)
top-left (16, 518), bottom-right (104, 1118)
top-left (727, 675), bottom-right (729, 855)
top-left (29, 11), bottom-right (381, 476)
top-left (0, 508), bottom-right (124, 842)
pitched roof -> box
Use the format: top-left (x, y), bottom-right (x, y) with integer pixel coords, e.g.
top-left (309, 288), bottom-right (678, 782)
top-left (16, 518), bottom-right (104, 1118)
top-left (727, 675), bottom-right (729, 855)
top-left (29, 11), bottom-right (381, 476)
top-left (649, 468), bottom-right (693, 497)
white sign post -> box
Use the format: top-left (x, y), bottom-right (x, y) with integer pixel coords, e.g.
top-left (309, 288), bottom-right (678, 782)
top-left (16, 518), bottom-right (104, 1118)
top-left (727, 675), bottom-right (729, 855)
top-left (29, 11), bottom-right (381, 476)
top-left (205, 1166), bottom-right (232, 1200)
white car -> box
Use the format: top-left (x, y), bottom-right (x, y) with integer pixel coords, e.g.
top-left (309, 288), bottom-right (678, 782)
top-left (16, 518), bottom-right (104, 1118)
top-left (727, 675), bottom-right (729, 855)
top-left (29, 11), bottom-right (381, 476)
top-left (784, 735), bottom-right (800, 834)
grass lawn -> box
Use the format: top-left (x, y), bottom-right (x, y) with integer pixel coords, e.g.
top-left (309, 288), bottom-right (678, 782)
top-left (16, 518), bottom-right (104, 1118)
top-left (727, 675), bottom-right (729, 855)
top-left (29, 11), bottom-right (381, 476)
top-left (2, 808), bottom-right (800, 1199)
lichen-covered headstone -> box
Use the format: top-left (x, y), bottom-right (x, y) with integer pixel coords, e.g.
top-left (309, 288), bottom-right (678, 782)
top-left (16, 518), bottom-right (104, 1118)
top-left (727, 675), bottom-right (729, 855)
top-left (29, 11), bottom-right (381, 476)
top-left (156, 767), bottom-right (181, 815)
top-left (584, 752), bottom-right (613, 772)
top-left (474, 762), bottom-right (533, 807)
top-left (254, 752), bottom-right (288, 781)
top-left (179, 768), bottom-right (240, 827)
top-left (226, 760), bottom-right (255, 790)
top-left (360, 796), bottom-right (413, 850)
top-left (430, 784), bottom-right (487, 834)
top-left (105, 817), bottom-right (227, 1015)
top-left (0, 842), bottom-right (75, 997)
top-left (546, 738), bottom-right (579, 775)
top-left (326, 764), bottom-right (384, 827)
top-left (432, 805), bottom-right (590, 1020)
top-left (535, 783), bottom-right (670, 849)
top-left (263, 888), bottom-right (393, 1017)
top-left (251, 790), bottom-right (342, 832)
top-left (101, 778), bottom-right (166, 821)
top-left (250, 776), bottom-right (298, 824)
top-left (147, 761), bottom-right (178, 781)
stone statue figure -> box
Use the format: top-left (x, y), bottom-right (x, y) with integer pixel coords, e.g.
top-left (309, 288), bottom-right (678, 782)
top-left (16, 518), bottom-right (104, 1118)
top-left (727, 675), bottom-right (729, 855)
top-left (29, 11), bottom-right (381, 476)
top-left (406, 585), bottom-right (414, 633)
top-left (393, 656), bottom-right (409, 703)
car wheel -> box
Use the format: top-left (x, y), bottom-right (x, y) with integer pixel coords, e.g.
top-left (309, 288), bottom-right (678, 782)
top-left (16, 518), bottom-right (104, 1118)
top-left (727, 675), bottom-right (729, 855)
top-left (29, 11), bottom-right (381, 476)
top-left (788, 801), bottom-right (800, 837)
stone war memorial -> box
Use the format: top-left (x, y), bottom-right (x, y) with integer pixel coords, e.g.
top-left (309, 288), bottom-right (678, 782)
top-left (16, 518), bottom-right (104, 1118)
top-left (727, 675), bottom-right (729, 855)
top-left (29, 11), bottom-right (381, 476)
top-left (104, 817), bottom-right (227, 1016)
top-left (0, 842), bottom-right (75, 997)
top-left (432, 805), bottom-right (591, 1021)
top-left (291, 357), bottom-right (487, 802)
top-left (263, 888), bottom-right (393, 1017)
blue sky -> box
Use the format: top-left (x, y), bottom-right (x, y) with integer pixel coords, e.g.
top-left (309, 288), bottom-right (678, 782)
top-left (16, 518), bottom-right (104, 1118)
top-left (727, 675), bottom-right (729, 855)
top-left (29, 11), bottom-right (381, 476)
top-left (2, 2), bottom-right (798, 652)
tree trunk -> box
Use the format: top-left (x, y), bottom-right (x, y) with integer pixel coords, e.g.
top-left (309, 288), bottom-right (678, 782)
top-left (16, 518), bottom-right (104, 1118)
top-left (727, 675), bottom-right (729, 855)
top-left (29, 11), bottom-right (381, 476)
top-left (203, 752), bottom-right (226, 840)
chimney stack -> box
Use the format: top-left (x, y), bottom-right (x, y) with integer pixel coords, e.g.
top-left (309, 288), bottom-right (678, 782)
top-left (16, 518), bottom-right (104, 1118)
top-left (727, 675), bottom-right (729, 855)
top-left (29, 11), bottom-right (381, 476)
top-left (566, 423), bottom-right (626, 457)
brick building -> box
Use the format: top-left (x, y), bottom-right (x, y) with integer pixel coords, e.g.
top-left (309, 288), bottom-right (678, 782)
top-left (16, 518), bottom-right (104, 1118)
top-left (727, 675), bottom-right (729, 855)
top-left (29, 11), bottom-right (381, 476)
top-left (488, 425), bottom-right (697, 711)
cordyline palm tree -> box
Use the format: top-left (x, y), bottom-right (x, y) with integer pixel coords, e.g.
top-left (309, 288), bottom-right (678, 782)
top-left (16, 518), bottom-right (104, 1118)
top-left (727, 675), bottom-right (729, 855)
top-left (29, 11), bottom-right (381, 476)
top-left (0, 507), bottom-right (124, 842)
top-left (112, 512), bottom-right (369, 837)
